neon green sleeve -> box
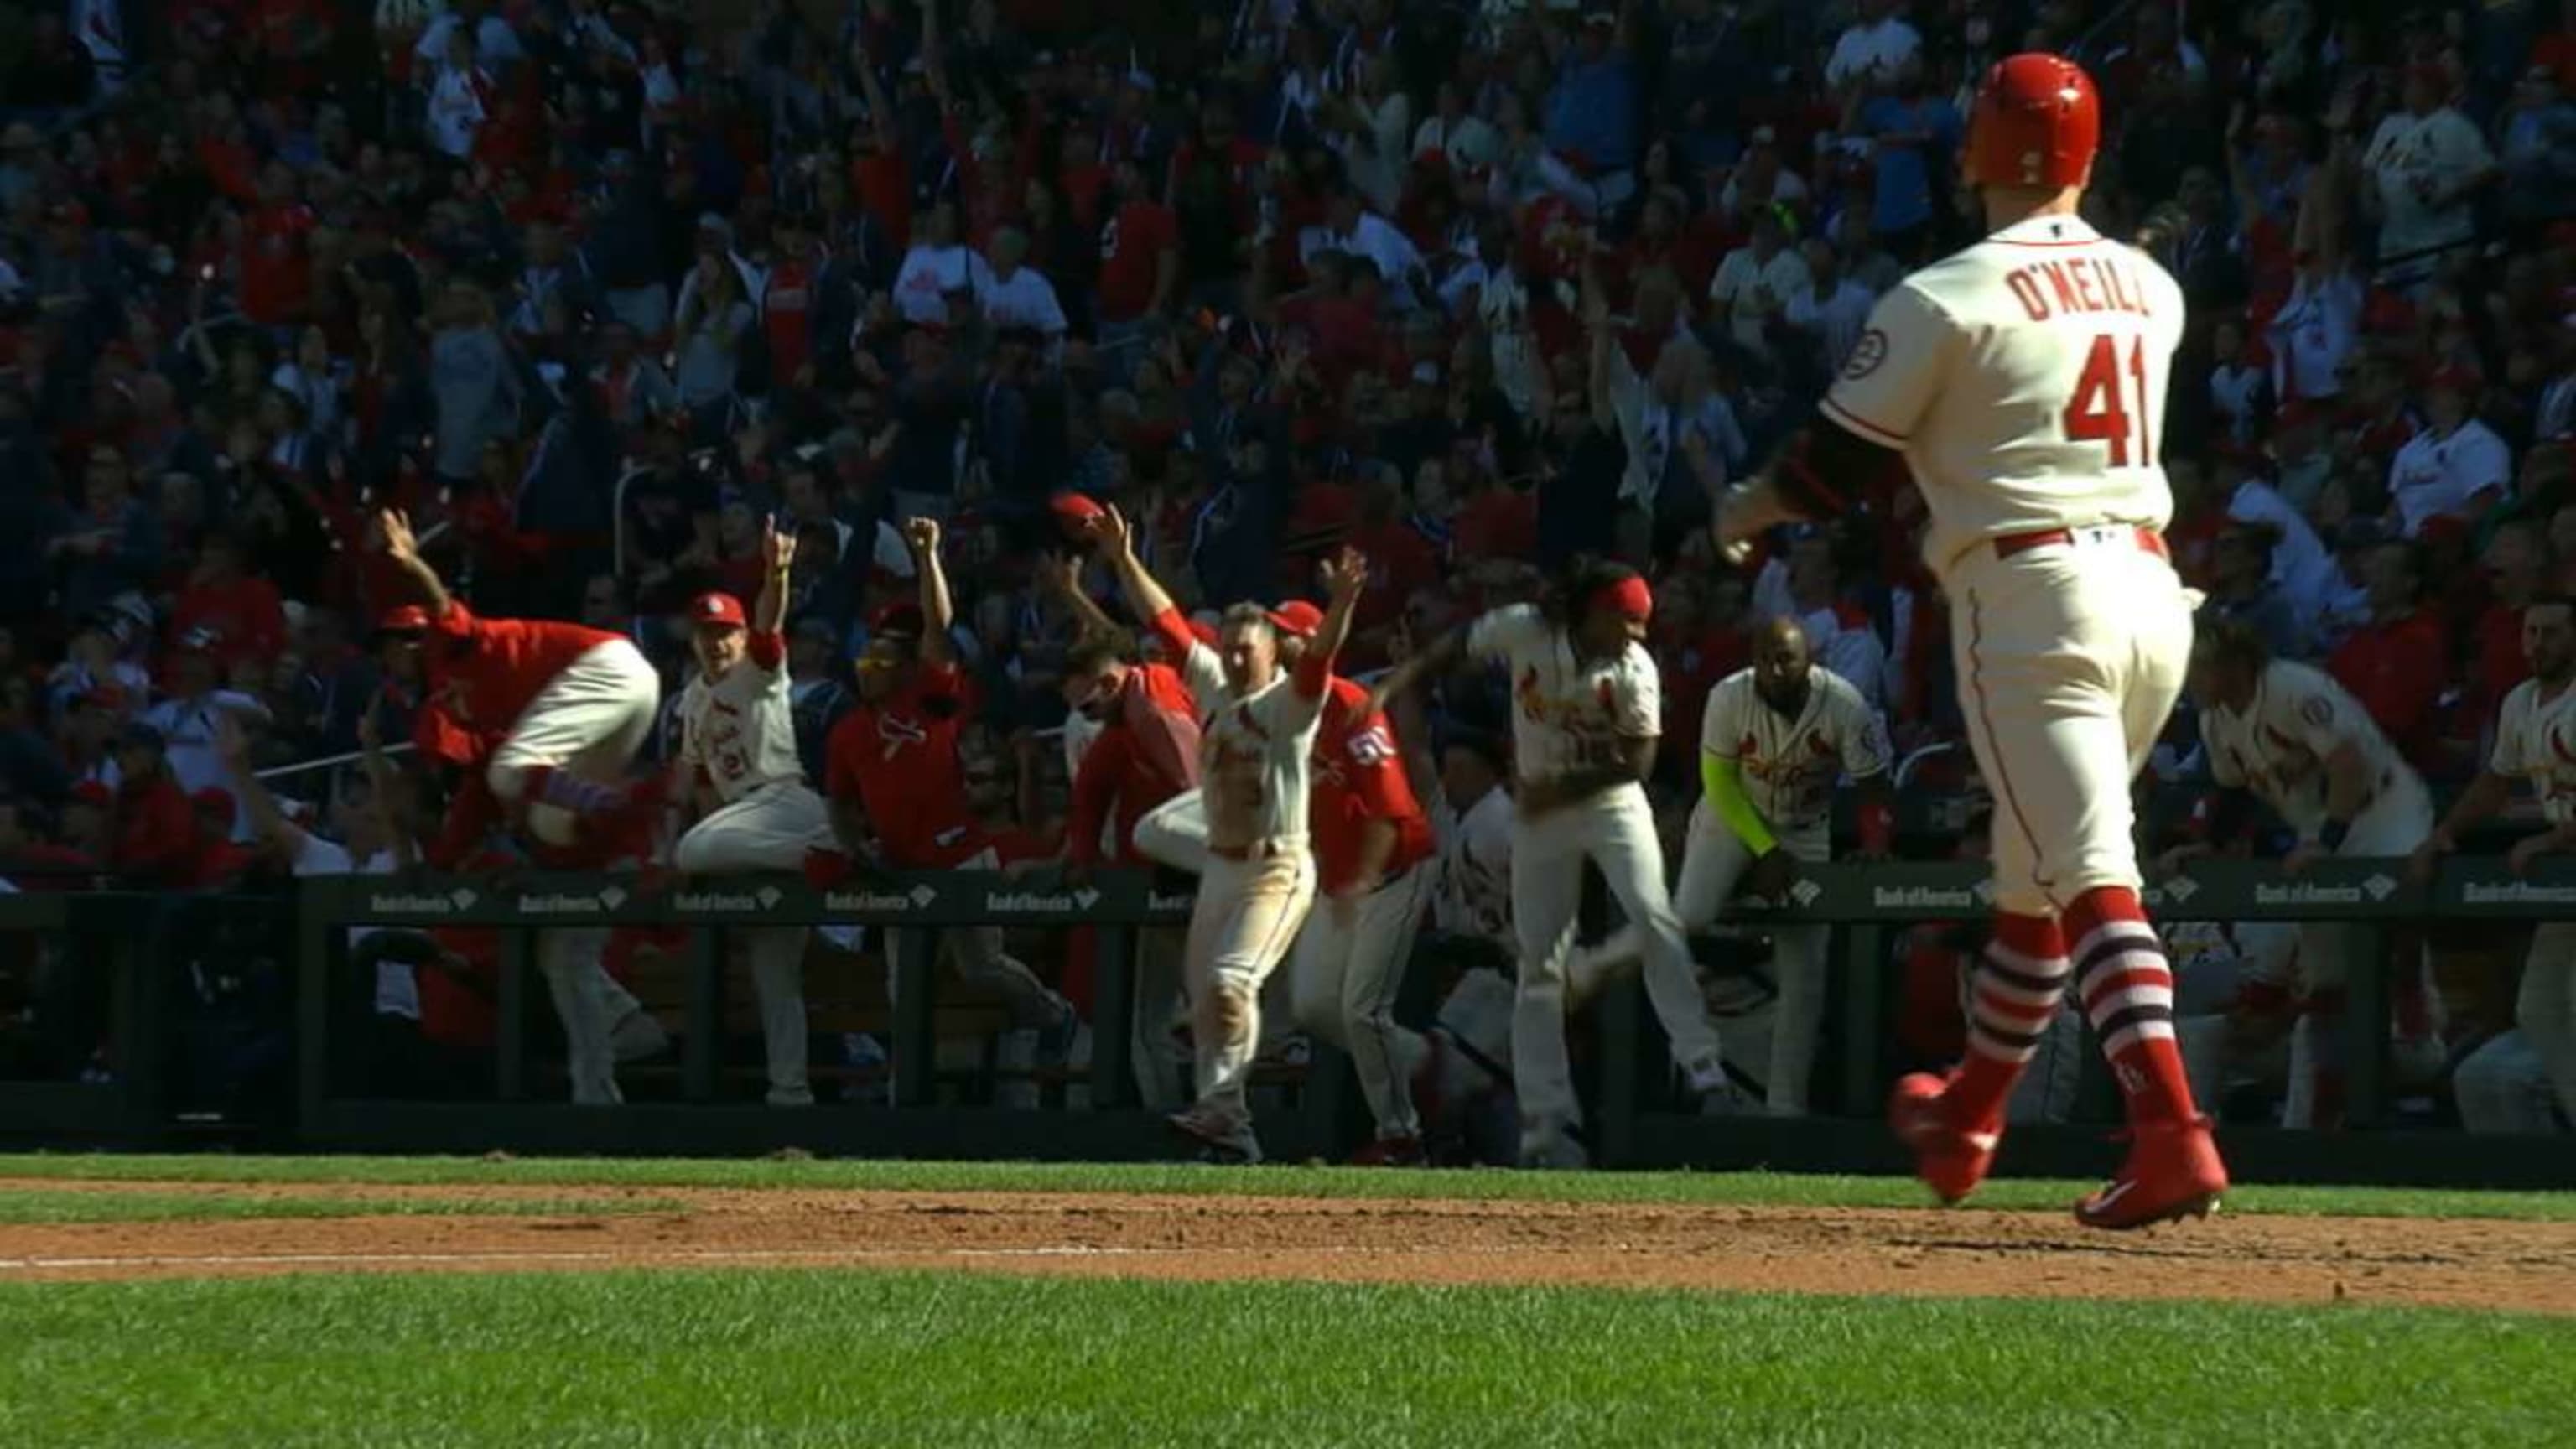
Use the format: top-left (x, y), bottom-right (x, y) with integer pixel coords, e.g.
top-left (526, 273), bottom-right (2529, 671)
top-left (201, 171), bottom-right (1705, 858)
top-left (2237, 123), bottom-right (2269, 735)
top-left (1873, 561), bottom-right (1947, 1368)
top-left (1701, 753), bottom-right (1778, 856)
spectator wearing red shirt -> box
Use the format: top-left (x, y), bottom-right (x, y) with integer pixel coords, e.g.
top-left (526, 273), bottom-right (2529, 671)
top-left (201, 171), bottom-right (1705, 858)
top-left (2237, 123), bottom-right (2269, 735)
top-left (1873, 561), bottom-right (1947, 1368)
top-left (823, 518), bottom-right (1075, 1051)
top-left (188, 787), bottom-right (257, 887)
top-left (762, 213), bottom-right (824, 392)
top-left (2329, 540), bottom-right (2450, 771)
top-left (168, 531), bottom-right (286, 678)
top-left (238, 161), bottom-right (315, 328)
top-left (109, 722), bottom-right (196, 887)
top-left (0, 798), bottom-right (97, 891)
top-left (1094, 156), bottom-right (1179, 363)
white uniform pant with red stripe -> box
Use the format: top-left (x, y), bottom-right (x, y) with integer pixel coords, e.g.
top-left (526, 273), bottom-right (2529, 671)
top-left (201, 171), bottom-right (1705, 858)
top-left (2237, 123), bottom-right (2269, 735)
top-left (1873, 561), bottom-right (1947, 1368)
top-left (1291, 860), bottom-right (1433, 1140)
top-left (675, 782), bottom-right (832, 1105)
top-left (1183, 841), bottom-right (1317, 1124)
top-left (487, 637), bottom-right (662, 805)
top-left (1945, 532), bottom-right (2193, 919)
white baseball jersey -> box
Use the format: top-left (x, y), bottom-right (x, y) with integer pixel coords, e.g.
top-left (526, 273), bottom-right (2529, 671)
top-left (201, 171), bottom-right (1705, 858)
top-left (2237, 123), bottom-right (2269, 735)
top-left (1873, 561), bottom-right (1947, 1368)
top-left (1199, 672), bottom-right (1328, 847)
top-left (1698, 666), bottom-right (1891, 845)
top-left (1822, 213), bottom-right (2186, 579)
top-left (2490, 675), bottom-right (2576, 824)
top-left (1467, 604), bottom-right (1661, 782)
top-left (2199, 660), bottom-right (2409, 835)
top-left (1433, 783), bottom-right (1515, 949)
top-left (678, 633), bottom-right (805, 805)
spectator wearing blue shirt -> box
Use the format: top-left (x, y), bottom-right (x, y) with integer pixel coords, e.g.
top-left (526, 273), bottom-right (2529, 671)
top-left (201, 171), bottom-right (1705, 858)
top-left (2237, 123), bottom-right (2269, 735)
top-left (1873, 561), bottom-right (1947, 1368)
top-left (1851, 58), bottom-right (1960, 262)
top-left (1540, 10), bottom-right (1641, 220)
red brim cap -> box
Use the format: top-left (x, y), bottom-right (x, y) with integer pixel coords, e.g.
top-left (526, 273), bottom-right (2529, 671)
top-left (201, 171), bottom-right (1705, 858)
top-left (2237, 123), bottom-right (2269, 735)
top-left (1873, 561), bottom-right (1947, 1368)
top-left (376, 605), bottom-right (431, 634)
top-left (1049, 491), bottom-right (1107, 537)
top-left (691, 591), bottom-right (748, 628)
top-left (1267, 600), bottom-right (1324, 637)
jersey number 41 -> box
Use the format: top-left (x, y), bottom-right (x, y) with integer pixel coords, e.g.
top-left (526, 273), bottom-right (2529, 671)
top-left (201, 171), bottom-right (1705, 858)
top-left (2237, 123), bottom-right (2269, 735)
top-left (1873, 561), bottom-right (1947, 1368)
top-left (2061, 334), bottom-right (2155, 468)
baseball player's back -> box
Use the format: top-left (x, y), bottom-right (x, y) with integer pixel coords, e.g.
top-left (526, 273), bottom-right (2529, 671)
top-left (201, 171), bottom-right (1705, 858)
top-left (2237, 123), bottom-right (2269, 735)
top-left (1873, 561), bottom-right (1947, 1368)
top-left (1826, 214), bottom-right (2186, 578)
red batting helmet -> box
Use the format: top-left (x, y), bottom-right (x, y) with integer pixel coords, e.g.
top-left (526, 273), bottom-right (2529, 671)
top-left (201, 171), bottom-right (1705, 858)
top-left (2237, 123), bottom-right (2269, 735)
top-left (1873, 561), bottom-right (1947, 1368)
top-left (1963, 53), bottom-right (2101, 190)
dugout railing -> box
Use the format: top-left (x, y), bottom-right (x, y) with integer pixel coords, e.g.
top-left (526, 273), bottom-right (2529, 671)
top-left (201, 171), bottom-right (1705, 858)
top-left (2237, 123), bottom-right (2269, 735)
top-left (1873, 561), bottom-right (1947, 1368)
top-left (273, 857), bottom-right (2576, 1187)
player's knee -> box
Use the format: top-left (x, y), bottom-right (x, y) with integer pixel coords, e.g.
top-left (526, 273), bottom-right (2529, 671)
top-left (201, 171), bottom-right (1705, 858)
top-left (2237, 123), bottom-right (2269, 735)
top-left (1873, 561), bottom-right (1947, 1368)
top-left (671, 832), bottom-right (716, 875)
top-left (1211, 979), bottom-right (1254, 1036)
top-left (486, 759), bottom-right (530, 802)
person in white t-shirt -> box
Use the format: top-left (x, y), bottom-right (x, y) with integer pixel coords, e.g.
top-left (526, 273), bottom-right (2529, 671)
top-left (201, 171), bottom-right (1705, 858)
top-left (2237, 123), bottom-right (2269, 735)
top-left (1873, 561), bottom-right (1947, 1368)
top-left (141, 635), bottom-right (272, 844)
top-left (2386, 369), bottom-right (2511, 537)
top-left (971, 228), bottom-right (1068, 339)
top-left (1783, 237), bottom-right (1879, 372)
top-left (2361, 67), bottom-right (2498, 280)
top-left (668, 518), bottom-right (830, 1107)
top-left (891, 202), bottom-right (979, 325)
top-left (1708, 207), bottom-right (1812, 355)
top-left (1825, 0), bottom-right (1923, 97)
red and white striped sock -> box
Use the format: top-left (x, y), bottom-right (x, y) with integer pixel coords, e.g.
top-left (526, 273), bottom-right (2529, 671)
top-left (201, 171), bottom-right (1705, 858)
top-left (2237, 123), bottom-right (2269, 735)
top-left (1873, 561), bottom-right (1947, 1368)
top-left (1945, 911), bottom-right (2070, 1131)
top-left (2067, 886), bottom-right (2199, 1126)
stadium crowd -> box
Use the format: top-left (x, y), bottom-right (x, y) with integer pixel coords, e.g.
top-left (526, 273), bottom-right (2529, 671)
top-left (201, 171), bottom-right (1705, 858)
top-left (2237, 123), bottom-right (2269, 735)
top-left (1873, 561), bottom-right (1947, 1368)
top-left (1, 0), bottom-right (2573, 1148)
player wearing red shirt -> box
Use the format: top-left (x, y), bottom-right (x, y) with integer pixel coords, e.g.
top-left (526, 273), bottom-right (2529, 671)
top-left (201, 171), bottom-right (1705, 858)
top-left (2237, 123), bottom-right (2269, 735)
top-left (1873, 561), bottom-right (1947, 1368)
top-left (371, 508), bottom-right (662, 851)
top-left (1271, 601), bottom-right (1443, 1161)
top-left (824, 518), bottom-right (1076, 1054)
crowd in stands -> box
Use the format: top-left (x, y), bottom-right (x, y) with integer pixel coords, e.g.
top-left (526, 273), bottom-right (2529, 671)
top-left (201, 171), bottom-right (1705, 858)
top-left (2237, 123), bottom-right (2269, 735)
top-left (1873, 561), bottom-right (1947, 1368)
top-left (1, 0), bottom-right (2573, 1131)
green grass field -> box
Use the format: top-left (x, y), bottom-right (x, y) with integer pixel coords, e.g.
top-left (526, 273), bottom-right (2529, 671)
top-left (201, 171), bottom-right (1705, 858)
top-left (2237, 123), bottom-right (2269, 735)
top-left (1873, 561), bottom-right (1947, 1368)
top-left (2, 1156), bottom-right (2570, 1446)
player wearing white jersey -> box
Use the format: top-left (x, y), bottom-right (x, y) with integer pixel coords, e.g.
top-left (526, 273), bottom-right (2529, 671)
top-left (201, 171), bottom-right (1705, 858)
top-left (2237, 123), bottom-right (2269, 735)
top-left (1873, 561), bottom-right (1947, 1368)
top-left (2177, 621), bottom-right (2438, 1128)
top-left (668, 519), bottom-right (832, 1107)
top-left (2415, 595), bottom-right (2576, 1126)
top-left (1372, 559), bottom-right (1735, 1169)
top-left (1573, 619), bottom-right (1893, 1114)
top-left (1716, 53), bottom-right (2225, 1228)
top-left (1097, 506), bottom-right (1365, 1163)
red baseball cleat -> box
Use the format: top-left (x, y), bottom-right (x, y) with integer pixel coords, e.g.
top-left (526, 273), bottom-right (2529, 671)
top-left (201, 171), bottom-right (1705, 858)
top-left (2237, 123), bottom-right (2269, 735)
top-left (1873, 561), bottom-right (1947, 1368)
top-left (2074, 1117), bottom-right (2228, 1231)
top-left (1888, 1072), bottom-right (2000, 1207)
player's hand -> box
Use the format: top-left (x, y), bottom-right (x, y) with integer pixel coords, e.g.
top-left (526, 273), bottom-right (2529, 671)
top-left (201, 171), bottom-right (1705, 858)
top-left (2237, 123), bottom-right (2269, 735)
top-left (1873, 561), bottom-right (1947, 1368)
top-left (2509, 833), bottom-right (2553, 879)
top-left (1319, 545), bottom-right (1369, 605)
top-left (762, 513), bottom-right (797, 576)
top-left (903, 516), bottom-right (941, 557)
top-left (1711, 483), bottom-right (1777, 569)
top-left (375, 507), bottom-right (418, 561)
top-left (1745, 848), bottom-right (1798, 902)
top-left (2407, 833), bottom-right (2454, 886)
top-left (1089, 502), bottom-right (1136, 560)
top-left (2281, 843), bottom-right (2322, 877)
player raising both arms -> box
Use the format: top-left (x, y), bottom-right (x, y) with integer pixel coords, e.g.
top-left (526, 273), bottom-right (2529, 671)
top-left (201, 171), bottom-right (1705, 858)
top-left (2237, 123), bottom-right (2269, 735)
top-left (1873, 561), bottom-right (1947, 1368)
top-left (371, 509), bottom-right (663, 852)
top-left (669, 517), bottom-right (832, 1107)
top-left (1716, 53), bottom-right (2226, 1228)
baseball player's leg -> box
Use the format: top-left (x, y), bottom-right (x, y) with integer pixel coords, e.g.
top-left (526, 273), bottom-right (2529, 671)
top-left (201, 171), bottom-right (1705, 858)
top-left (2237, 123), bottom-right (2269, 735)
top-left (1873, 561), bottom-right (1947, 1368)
top-left (1508, 811), bottom-right (1587, 1153)
top-left (2517, 925), bottom-right (2576, 1121)
top-left (537, 928), bottom-right (621, 1105)
top-left (1287, 904), bottom-right (1353, 1052)
top-left (1184, 852), bottom-right (1316, 1131)
top-left (1132, 925), bottom-right (1187, 1109)
top-left (1134, 789), bottom-right (1213, 875)
top-left (1338, 862), bottom-right (1436, 1140)
top-left (673, 787), bottom-right (827, 1104)
top-left (2454, 1029), bottom-right (2560, 1134)
top-left (1587, 790), bottom-right (1727, 1083)
top-left (1764, 919), bottom-right (1832, 1115)
top-left (488, 640), bottom-right (662, 841)
top-left (1570, 802), bottom-right (1744, 1005)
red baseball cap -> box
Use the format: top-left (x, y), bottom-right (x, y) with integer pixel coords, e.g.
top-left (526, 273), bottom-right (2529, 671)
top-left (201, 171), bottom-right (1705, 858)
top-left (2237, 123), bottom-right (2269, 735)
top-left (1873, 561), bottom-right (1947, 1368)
top-left (1048, 491), bottom-right (1107, 538)
top-left (1268, 600), bottom-right (1324, 637)
top-left (690, 591), bottom-right (747, 629)
top-left (375, 604), bottom-right (431, 635)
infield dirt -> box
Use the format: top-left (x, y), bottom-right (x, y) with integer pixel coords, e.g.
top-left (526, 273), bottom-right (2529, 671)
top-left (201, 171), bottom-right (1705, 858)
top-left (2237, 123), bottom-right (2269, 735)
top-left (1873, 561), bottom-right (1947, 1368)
top-left (3, 1178), bottom-right (2573, 1313)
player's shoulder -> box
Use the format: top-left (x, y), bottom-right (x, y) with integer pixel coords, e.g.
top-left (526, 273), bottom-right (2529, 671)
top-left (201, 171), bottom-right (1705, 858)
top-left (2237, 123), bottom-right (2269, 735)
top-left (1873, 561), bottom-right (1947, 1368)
top-left (1706, 667), bottom-right (1757, 701)
top-left (1810, 665), bottom-right (1869, 711)
top-left (2268, 658), bottom-right (2353, 719)
top-left (1323, 673), bottom-right (1373, 709)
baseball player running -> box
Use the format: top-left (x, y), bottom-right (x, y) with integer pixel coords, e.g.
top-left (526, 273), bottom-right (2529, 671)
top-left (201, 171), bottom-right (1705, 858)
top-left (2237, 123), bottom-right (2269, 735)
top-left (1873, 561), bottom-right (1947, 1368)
top-left (824, 519), bottom-right (1078, 1069)
top-left (1371, 558), bottom-right (1736, 1170)
top-left (1571, 618), bottom-right (1893, 1114)
top-left (1268, 600), bottom-right (1444, 1162)
top-left (2412, 594), bottom-right (2576, 1125)
top-left (372, 509), bottom-right (662, 851)
top-left (669, 517), bottom-right (831, 1107)
top-left (1106, 526), bottom-right (1363, 1163)
top-left (2173, 620), bottom-right (2437, 1128)
top-left (1716, 53), bottom-right (2226, 1228)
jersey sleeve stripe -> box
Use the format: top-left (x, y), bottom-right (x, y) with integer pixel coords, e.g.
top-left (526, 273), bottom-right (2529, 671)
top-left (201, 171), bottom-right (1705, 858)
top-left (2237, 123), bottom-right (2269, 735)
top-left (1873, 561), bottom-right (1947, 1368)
top-left (1820, 395), bottom-right (1908, 448)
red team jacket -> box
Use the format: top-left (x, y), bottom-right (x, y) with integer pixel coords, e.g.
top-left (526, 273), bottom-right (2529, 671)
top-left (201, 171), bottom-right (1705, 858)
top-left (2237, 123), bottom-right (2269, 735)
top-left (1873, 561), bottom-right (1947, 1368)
top-left (1310, 676), bottom-right (1434, 894)
top-left (418, 600), bottom-right (622, 737)
top-left (825, 662), bottom-right (989, 869)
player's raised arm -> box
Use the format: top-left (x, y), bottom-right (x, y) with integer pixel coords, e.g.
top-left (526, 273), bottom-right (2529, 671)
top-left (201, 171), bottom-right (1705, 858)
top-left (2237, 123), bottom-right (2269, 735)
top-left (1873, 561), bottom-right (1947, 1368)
top-left (372, 508), bottom-right (453, 616)
top-left (1295, 548), bottom-right (1369, 703)
top-left (906, 517), bottom-right (956, 667)
top-left (752, 515), bottom-right (796, 638)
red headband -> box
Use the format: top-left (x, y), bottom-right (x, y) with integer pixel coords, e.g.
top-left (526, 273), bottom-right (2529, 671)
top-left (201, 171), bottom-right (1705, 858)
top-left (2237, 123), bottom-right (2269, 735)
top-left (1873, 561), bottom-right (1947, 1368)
top-left (1592, 574), bottom-right (1654, 622)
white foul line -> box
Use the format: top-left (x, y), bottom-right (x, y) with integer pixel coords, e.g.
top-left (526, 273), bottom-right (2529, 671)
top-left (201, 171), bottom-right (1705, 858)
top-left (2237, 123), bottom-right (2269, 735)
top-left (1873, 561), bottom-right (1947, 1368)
top-left (0, 1244), bottom-right (1156, 1273)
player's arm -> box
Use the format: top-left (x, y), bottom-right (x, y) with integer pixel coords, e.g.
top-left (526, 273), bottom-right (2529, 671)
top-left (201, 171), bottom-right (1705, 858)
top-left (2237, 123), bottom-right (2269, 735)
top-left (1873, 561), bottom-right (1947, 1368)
top-left (1091, 501), bottom-right (1202, 655)
top-left (1712, 417), bottom-right (1909, 555)
top-left (751, 514), bottom-right (795, 641)
top-left (211, 712), bottom-right (309, 860)
top-left (1293, 548), bottom-right (1367, 704)
top-left (372, 508), bottom-right (452, 615)
top-left (821, 717), bottom-right (880, 863)
top-left (1036, 552), bottom-right (1119, 641)
top-left (354, 708), bottom-right (420, 871)
top-left (2425, 771), bottom-right (2513, 865)
top-left (1700, 753), bottom-right (1778, 856)
top-left (905, 517), bottom-right (956, 667)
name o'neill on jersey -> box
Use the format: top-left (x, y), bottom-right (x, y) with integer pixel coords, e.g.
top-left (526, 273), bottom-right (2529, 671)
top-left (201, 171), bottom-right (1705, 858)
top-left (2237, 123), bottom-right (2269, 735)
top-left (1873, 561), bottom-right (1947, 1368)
top-left (2002, 254), bottom-right (2158, 322)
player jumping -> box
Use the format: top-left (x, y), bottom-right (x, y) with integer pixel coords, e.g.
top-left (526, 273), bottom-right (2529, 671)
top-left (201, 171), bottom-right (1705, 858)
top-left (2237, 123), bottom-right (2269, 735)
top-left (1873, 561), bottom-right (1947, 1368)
top-left (1716, 53), bottom-right (2228, 1228)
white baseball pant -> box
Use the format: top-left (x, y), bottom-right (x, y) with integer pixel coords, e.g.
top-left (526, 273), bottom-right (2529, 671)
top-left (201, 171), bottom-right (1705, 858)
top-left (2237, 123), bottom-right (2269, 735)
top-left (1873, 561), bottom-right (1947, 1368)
top-left (2519, 923), bottom-right (2576, 1124)
top-left (538, 927), bottom-right (621, 1105)
top-left (886, 847), bottom-right (1069, 1031)
top-left (1509, 783), bottom-right (1727, 1149)
top-left (1290, 860), bottom-right (1434, 1140)
top-left (1945, 531), bottom-right (2193, 919)
top-left (1182, 840), bottom-right (1317, 1130)
top-left (2454, 1029), bottom-right (2563, 1135)
top-left (2272, 778), bottom-right (2436, 1129)
top-left (488, 638), bottom-right (662, 842)
top-left (1576, 805), bottom-right (1832, 1114)
top-left (674, 782), bottom-right (832, 1106)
